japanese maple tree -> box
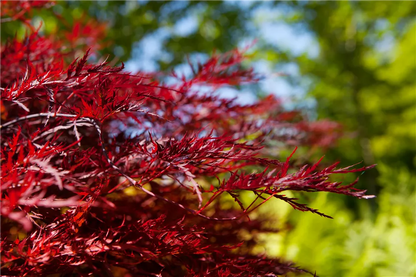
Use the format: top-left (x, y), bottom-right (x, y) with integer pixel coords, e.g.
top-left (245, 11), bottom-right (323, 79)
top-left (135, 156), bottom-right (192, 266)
top-left (1, 2), bottom-right (375, 276)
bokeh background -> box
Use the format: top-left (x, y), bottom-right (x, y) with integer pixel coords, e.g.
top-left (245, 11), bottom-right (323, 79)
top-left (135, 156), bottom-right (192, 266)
top-left (2, 1), bottom-right (415, 276)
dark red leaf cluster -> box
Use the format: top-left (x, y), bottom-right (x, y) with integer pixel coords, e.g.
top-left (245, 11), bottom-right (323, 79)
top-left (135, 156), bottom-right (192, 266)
top-left (1, 2), bottom-right (374, 276)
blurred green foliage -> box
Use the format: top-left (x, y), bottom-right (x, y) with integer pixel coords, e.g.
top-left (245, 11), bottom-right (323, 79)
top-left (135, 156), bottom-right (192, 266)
top-left (241, 12), bottom-right (416, 262)
top-left (273, 163), bottom-right (416, 277)
top-left (282, 2), bottom-right (416, 192)
top-left (3, 1), bottom-right (414, 275)
top-left (259, 3), bottom-right (416, 276)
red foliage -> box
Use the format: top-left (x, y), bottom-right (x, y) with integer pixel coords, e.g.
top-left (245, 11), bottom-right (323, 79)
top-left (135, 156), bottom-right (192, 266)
top-left (1, 0), bottom-right (54, 27)
top-left (1, 2), bottom-right (374, 276)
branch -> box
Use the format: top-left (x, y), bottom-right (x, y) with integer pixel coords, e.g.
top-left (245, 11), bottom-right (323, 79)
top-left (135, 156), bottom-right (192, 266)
top-left (0, 113), bottom-right (77, 130)
top-left (89, 118), bottom-right (238, 221)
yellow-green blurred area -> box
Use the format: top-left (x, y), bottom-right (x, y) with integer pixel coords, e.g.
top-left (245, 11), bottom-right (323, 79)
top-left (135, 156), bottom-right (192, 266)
top-left (2, 1), bottom-right (415, 276)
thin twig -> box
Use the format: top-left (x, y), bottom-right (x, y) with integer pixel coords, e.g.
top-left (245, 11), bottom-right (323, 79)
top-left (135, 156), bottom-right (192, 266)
top-left (0, 113), bottom-right (77, 130)
top-left (0, 17), bottom-right (14, 23)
